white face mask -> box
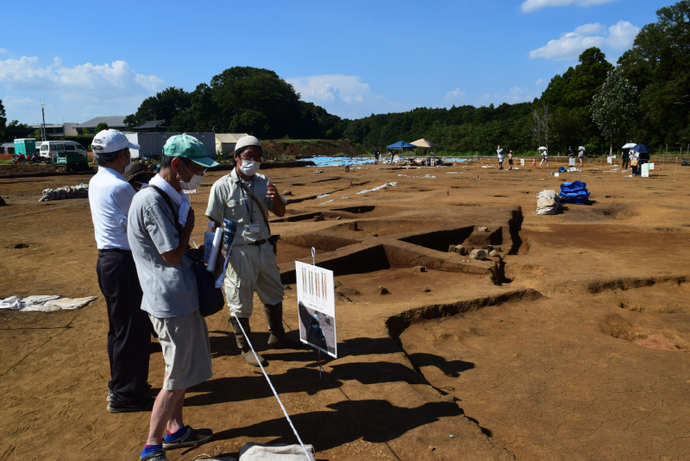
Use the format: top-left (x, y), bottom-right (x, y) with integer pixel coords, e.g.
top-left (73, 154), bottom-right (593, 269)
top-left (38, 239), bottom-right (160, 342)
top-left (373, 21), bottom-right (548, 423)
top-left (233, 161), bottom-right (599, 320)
top-left (122, 152), bottom-right (133, 173)
top-left (179, 162), bottom-right (204, 191)
top-left (239, 160), bottom-right (260, 177)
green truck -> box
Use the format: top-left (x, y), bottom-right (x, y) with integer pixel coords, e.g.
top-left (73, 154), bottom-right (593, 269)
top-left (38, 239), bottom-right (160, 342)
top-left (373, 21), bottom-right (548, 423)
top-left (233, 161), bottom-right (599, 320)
top-left (39, 141), bottom-right (89, 172)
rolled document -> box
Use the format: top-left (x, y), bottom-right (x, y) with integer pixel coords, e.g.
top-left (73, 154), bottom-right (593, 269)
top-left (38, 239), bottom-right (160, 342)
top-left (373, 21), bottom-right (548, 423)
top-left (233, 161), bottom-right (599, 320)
top-left (214, 219), bottom-right (238, 288)
top-left (206, 227), bottom-right (223, 272)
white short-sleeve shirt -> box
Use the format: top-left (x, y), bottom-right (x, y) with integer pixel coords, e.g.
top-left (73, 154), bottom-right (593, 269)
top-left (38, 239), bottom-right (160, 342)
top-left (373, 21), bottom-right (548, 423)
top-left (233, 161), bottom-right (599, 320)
top-left (88, 166), bottom-right (136, 250)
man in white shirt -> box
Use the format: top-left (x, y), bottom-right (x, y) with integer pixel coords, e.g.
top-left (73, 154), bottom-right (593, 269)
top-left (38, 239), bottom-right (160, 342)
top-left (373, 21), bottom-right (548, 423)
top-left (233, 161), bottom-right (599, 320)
top-left (89, 129), bottom-right (153, 413)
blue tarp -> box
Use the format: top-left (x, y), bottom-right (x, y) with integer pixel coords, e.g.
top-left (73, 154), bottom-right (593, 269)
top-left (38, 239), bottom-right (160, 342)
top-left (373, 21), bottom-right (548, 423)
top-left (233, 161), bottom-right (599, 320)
top-left (298, 156), bottom-right (374, 167)
top-left (386, 141), bottom-right (416, 150)
top-left (560, 181), bottom-right (590, 205)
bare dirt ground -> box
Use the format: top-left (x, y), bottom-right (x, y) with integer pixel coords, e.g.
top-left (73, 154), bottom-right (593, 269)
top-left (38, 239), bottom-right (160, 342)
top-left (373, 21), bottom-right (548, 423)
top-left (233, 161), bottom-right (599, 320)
top-left (1, 156), bottom-right (689, 461)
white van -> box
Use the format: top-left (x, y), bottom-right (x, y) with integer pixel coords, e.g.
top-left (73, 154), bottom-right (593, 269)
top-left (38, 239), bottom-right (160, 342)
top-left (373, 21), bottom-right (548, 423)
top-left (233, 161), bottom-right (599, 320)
top-left (39, 141), bottom-right (88, 159)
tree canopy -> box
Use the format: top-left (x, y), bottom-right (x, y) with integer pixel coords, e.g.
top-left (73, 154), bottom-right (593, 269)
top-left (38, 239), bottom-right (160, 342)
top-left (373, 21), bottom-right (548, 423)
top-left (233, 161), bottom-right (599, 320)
top-left (591, 67), bottom-right (639, 154)
top-left (618, 0), bottom-right (690, 146)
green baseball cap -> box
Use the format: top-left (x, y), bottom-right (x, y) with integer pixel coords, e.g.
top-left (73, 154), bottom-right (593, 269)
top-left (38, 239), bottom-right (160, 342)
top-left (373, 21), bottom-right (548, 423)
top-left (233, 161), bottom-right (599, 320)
top-left (163, 134), bottom-right (219, 168)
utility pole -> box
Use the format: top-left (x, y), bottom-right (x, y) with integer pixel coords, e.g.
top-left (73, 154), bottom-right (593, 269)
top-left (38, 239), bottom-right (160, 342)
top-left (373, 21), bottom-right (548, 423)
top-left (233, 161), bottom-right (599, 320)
top-left (41, 103), bottom-right (46, 142)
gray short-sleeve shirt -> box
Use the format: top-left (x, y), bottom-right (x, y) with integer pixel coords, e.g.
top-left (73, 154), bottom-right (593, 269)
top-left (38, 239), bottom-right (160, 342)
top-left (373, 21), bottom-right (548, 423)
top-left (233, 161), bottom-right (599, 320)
top-left (127, 187), bottom-right (199, 318)
top-left (205, 169), bottom-right (285, 245)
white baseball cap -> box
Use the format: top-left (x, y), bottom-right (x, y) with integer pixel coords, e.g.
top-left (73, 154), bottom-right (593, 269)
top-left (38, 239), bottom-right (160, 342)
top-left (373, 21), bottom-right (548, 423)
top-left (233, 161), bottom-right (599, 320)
top-left (92, 129), bottom-right (140, 153)
top-left (235, 135), bottom-right (261, 152)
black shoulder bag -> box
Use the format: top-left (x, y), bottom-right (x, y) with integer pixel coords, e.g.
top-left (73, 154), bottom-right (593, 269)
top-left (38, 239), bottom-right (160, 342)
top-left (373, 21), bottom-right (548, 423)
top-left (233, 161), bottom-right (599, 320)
top-left (149, 185), bottom-right (224, 317)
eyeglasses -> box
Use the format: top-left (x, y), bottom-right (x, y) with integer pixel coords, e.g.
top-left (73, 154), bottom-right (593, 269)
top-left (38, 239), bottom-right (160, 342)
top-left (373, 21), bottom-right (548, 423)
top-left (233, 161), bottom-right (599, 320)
top-left (182, 161), bottom-right (207, 175)
top-left (240, 154), bottom-right (263, 162)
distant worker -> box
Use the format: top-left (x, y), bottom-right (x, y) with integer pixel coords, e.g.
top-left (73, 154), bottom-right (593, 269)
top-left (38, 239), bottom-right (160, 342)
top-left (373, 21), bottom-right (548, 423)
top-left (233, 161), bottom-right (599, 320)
top-left (497, 145), bottom-right (504, 170)
top-left (578, 147), bottom-right (585, 167)
top-left (88, 129), bottom-right (153, 414)
top-left (508, 150), bottom-right (514, 170)
top-left (539, 147), bottom-right (550, 167)
top-left (621, 148), bottom-right (630, 172)
top-left (373, 148), bottom-right (379, 165)
top-left (206, 135), bottom-right (302, 368)
top-left (568, 146), bottom-right (575, 157)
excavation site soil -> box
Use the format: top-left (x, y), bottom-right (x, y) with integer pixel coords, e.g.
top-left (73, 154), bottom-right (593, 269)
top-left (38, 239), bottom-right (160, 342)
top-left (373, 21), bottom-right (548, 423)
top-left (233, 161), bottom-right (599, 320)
top-left (1, 156), bottom-right (689, 461)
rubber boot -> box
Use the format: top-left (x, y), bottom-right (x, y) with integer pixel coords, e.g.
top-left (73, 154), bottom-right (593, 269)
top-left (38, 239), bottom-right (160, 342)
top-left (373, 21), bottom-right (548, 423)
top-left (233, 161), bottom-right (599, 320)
top-left (264, 303), bottom-right (304, 349)
top-left (229, 316), bottom-right (267, 367)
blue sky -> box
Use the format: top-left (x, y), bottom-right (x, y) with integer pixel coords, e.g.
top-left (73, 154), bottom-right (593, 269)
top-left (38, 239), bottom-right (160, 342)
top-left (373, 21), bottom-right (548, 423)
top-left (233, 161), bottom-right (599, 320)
top-left (0, 0), bottom-right (670, 125)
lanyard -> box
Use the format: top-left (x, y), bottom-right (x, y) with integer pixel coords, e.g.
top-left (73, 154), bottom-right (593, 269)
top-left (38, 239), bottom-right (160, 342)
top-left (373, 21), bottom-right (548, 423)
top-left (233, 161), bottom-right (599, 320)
top-left (239, 181), bottom-right (254, 223)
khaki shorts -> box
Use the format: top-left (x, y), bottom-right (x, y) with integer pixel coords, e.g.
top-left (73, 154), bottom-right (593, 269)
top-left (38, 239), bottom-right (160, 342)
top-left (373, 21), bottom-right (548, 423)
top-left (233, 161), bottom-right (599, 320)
top-left (224, 242), bottom-right (284, 318)
top-left (149, 310), bottom-right (213, 390)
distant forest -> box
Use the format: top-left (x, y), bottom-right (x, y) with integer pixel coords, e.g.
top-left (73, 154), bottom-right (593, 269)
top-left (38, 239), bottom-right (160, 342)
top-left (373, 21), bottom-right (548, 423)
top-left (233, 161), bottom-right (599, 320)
top-left (2, 2), bottom-right (687, 156)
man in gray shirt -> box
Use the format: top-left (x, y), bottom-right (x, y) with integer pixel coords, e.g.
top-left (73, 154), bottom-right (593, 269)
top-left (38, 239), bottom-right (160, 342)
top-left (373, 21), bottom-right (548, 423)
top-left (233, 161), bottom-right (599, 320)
top-left (128, 134), bottom-right (218, 461)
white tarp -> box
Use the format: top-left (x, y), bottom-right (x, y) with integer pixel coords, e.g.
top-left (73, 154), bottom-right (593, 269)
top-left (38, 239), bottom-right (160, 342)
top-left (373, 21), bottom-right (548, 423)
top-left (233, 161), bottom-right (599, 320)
top-left (0, 295), bottom-right (97, 311)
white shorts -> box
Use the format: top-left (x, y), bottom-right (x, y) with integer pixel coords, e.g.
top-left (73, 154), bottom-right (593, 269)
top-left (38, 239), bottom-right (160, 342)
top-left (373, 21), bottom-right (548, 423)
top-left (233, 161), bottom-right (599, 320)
top-left (224, 242), bottom-right (284, 318)
top-left (149, 310), bottom-right (212, 390)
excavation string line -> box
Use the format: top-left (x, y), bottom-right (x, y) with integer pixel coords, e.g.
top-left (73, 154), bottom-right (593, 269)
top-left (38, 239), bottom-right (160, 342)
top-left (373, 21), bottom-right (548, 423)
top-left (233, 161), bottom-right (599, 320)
top-left (0, 200), bottom-right (89, 220)
top-left (231, 311), bottom-right (313, 461)
top-left (191, 231), bottom-right (312, 461)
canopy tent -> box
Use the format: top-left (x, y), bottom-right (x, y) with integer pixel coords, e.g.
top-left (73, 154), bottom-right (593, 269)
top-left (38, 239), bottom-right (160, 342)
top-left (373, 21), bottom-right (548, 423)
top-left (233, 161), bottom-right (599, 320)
top-left (410, 138), bottom-right (438, 148)
top-left (386, 141), bottom-right (416, 150)
top-left (215, 133), bottom-right (249, 155)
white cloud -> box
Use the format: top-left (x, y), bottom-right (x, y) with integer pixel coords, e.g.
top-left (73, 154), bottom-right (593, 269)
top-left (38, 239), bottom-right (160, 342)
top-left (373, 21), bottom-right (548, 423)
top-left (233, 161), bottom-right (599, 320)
top-left (606, 21), bottom-right (640, 49)
top-left (521, 0), bottom-right (620, 13)
top-left (287, 74), bottom-right (407, 119)
top-left (0, 56), bottom-right (166, 122)
top-left (574, 23), bottom-right (607, 35)
top-left (529, 21), bottom-right (639, 61)
top-left (0, 48), bottom-right (7, 54)
top-left (136, 73), bottom-right (166, 93)
top-left (535, 78), bottom-right (545, 85)
top-left (445, 88), bottom-right (466, 106)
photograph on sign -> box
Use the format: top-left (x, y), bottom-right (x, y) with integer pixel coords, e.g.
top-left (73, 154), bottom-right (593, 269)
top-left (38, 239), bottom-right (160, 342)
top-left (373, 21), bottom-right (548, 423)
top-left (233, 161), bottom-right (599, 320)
top-left (295, 261), bottom-right (337, 358)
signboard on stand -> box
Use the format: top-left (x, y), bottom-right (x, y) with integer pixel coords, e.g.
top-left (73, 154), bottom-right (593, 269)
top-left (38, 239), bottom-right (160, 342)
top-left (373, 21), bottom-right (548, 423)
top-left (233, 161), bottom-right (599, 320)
top-left (296, 261), bottom-right (337, 358)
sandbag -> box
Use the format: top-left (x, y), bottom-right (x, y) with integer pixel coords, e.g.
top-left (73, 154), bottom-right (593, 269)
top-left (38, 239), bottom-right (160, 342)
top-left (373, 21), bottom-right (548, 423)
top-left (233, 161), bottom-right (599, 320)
top-left (536, 190), bottom-right (560, 215)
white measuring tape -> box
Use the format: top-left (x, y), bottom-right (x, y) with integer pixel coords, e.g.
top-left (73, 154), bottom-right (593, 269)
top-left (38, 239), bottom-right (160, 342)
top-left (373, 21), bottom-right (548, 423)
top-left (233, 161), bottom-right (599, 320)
top-left (0, 200), bottom-right (90, 220)
top-left (230, 312), bottom-right (314, 461)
